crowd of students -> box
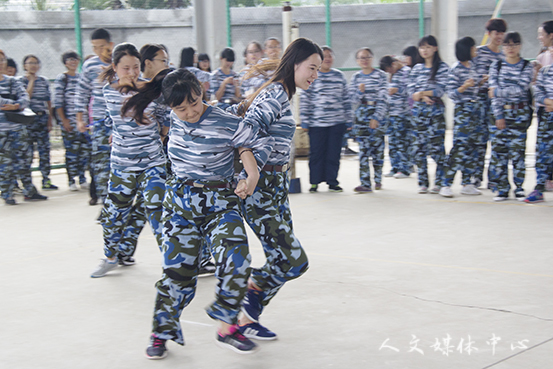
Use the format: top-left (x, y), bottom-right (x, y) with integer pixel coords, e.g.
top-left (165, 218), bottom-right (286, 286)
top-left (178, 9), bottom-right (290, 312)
top-left (300, 18), bottom-right (553, 204)
top-left (1, 16), bottom-right (552, 360)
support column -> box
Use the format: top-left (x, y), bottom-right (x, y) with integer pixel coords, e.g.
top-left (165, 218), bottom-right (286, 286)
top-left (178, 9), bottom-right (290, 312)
top-left (194, 0), bottom-right (228, 63)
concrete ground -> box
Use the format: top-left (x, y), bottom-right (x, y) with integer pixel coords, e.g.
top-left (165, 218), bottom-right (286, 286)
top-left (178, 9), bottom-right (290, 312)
top-left (1, 125), bottom-right (552, 369)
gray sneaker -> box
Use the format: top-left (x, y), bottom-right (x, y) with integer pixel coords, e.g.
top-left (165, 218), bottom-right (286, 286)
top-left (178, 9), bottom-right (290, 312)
top-left (91, 259), bottom-right (118, 278)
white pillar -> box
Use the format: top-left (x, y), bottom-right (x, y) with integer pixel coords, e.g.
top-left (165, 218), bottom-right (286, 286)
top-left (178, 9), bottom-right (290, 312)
top-left (194, 0), bottom-right (228, 64)
top-left (282, 2), bottom-right (293, 49)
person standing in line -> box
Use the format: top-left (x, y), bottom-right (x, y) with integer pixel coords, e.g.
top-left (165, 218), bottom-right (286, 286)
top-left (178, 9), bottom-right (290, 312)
top-left (238, 41), bottom-right (264, 97)
top-left (53, 51), bottom-right (91, 192)
top-left (144, 69), bottom-right (274, 358)
top-left (473, 18), bottom-right (507, 190)
top-left (90, 43), bottom-right (169, 278)
top-left (18, 55), bottom-right (58, 191)
top-left (349, 47), bottom-right (389, 193)
top-left (210, 48), bottom-right (241, 109)
top-left (380, 55), bottom-right (412, 179)
top-left (300, 45), bottom-right (351, 193)
top-left (197, 53), bottom-right (211, 72)
top-left (6, 58), bottom-right (17, 77)
top-left (488, 32), bottom-right (534, 202)
top-left (179, 47), bottom-right (211, 100)
top-left (407, 35), bottom-right (449, 195)
top-left (440, 37), bottom-right (483, 198)
top-left (0, 50), bottom-right (47, 205)
top-left (232, 38), bottom-right (322, 341)
top-left (75, 28), bottom-right (114, 206)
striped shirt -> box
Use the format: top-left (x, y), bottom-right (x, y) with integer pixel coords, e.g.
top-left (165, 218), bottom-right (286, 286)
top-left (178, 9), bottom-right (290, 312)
top-left (534, 65), bottom-right (553, 105)
top-left (74, 56), bottom-right (110, 120)
top-left (17, 75), bottom-right (50, 113)
top-left (0, 76), bottom-right (30, 132)
top-left (488, 59), bottom-right (533, 120)
top-left (407, 61), bottom-right (449, 101)
top-left (299, 68), bottom-right (352, 128)
top-left (447, 61), bottom-right (480, 104)
top-left (210, 68), bottom-right (239, 101)
top-left (185, 66), bottom-right (211, 84)
top-left (103, 82), bottom-right (167, 171)
top-left (474, 45), bottom-right (504, 90)
top-left (388, 65), bottom-right (411, 116)
top-left (241, 82), bottom-right (294, 166)
top-left (168, 105), bottom-right (273, 181)
top-left (349, 69), bottom-right (389, 123)
top-left (53, 73), bottom-right (80, 125)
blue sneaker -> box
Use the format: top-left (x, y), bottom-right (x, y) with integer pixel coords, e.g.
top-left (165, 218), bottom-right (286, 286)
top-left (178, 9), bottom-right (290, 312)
top-left (524, 190), bottom-right (544, 204)
top-left (242, 289), bottom-right (263, 323)
top-left (239, 322), bottom-right (277, 341)
top-left (145, 335), bottom-right (168, 360)
top-left (216, 326), bottom-right (257, 354)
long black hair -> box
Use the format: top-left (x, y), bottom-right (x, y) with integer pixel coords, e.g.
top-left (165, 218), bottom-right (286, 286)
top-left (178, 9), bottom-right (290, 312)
top-left (121, 68), bottom-right (173, 125)
top-left (402, 46), bottom-right (421, 68)
top-left (179, 47), bottom-right (195, 68)
top-left (139, 43), bottom-right (166, 72)
top-left (418, 35), bottom-right (442, 81)
top-left (99, 42), bottom-right (141, 84)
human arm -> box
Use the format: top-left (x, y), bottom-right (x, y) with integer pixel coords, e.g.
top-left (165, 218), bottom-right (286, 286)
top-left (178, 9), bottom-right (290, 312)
top-left (234, 149), bottom-right (260, 199)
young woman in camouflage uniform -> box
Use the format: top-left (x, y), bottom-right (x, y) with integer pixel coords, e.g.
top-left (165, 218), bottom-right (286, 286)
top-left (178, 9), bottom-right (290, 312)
top-left (235, 37), bottom-right (322, 342)
top-left (143, 69), bottom-right (273, 358)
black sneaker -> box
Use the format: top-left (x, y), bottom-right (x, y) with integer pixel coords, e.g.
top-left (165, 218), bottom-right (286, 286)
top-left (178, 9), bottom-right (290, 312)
top-left (198, 260), bottom-right (216, 276)
top-left (514, 191), bottom-right (525, 202)
top-left (216, 327), bottom-right (257, 354)
top-left (309, 184), bottom-right (318, 193)
top-left (24, 193), bottom-right (48, 201)
top-left (328, 185), bottom-right (343, 193)
top-left (5, 198), bottom-right (17, 205)
top-left (42, 180), bottom-right (59, 190)
top-left (342, 147), bottom-right (358, 156)
top-left (145, 335), bottom-right (168, 360)
top-left (118, 255), bottom-right (136, 266)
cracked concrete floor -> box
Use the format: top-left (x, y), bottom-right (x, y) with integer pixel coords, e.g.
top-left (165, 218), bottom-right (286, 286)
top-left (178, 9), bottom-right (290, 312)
top-left (1, 144), bottom-right (552, 369)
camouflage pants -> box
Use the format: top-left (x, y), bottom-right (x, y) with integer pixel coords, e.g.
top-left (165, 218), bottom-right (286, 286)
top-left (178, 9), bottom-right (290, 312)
top-left (489, 106), bottom-right (531, 195)
top-left (102, 165), bottom-right (166, 258)
top-left (0, 128), bottom-right (38, 200)
top-left (443, 102), bottom-right (480, 187)
top-left (91, 119), bottom-right (112, 202)
top-left (535, 109), bottom-right (553, 191)
top-left (411, 103), bottom-right (446, 188)
top-left (388, 114), bottom-right (411, 175)
top-left (62, 129), bottom-right (90, 185)
top-left (26, 114), bottom-right (51, 183)
top-left (152, 176), bottom-right (251, 344)
top-left (474, 93), bottom-right (493, 183)
top-left (117, 190), bottom-right (148, 258)
top-left (241, 170), bottom-right (308, 313)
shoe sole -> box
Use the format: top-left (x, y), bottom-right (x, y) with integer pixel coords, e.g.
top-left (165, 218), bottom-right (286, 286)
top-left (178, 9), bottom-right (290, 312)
top-left (460, 192), bottom-right (482, 196)
top-left (493, 198), bottom-right (508, 202)
top-left (242, 332), bottom-right (278, 341)
top-left (145, 351), bottom-right (168, 360)
top-left (440, 194), bottom-right (453, 198)
top-left (215, 340), bottom-right (258, 354)
top-left (524, 199), bottom-right (544, 204)
top-left (328, 190), bottom-right (343, 193)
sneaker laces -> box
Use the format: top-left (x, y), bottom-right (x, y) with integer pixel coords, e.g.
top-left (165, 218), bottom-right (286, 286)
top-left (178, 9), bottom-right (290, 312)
top-left (152, 337), bottom-right (165, 348)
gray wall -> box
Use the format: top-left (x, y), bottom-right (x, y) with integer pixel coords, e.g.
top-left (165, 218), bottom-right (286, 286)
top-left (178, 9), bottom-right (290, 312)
top-left (0, 0), bottom-right (552, 80)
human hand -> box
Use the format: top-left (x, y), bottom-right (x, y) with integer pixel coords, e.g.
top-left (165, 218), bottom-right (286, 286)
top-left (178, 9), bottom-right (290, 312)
top-left (422, 96), bottom-right (434, 105)
top-left (464, 78), bottom-right (475, 88)
top-left (495, 118), bottom-right (506, 130)
top-left (488, 87), bottom-right (496, 99)
top-left (224, 77), bottom-right (234, 85)
top-left (1, 103), bottom-right (20, 111)
top-left (358, 83), bottom-right (365, 93)
top-left (63, 119), bottom-right (73, 132)
top-left (389, 87), bottom-right (398, 95)
top-left (76, 119), bottom-right (88, 133)
top-left (412, 92), bottom-right (422, 101)
top-left (369, 119), bottom-right (379, 129)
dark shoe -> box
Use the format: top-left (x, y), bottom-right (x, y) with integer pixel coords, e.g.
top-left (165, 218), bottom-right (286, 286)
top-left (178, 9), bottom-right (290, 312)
top-left (198, 260), bottom-right (216, 276)
top-left (375, 182), bottom-right (382, 190)
top-left (328, 185), bottom-right (343, 193)
top-left (242, 289), bottom-right (263, 323)
top-left (342, 147), bottom-right (357, 156)
top-left (118, 255), bottom-right (136, 266)
top-left (42, 180), bottom-right (58, 190)
top-left (24, 193), bottom-right (48, 201)
top-left (514, 190), bottom-right (525, 202)
top-left (145, 335), bottom-right (168, 360)
top-left (89, 197), bottom-right (98, 206)
top-left (309, 184), bottom-right (318, 193)
top-left (354, 185), bottom-right (372, 193)
top-left (216, 326), bottom-right (257, 354)
top-left (5, 198), bottom-right (17, 205)
top-left (524, 190), bottom-right (544, 204)
top-left (239, 322), bottom-right (277, 341)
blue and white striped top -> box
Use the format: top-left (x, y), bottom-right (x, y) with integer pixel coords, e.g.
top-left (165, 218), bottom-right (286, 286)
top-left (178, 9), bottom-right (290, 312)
top-left (185, 66), bottom-right (211, 84)
top-left (446, 61), bottom-right (480, 104)
top-left (349, 69), bottom-right (389, 123)
top-left (534, 65), bottom-right (553, 105)
top-left (474, 45), bottom-right (504, 91)
top-left (102, 82), bottom-right (167, 171)
top-left (210, 68), bottom-right (239, 101)
top-left (74, 56), bottom-right (110, 120)
top-left (488, 59), bottom-right (533, 120)
top-left (0, 75), bottom-right (29, 132)
top-left (388, 65), bottom-right (411, 116)
top-left (168, 105), bottom-right (273, 181)
top-left (407, 61), bottom-right (449, 102)
top-left (17, 75), bottom-right (50, 113)
top-left (299, 68), bottom-right (352, 128)
top-left (53, 73), bottom-right (80, 126)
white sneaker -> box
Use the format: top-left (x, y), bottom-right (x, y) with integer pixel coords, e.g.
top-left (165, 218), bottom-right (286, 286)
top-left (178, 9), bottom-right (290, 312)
top-left (384, 171), bottom-right (395, 177)
top-left (91, 259), bottom-right (118, 278)
top-left (439, 186), bottom-right (453, 198)
top-left (418, 186), bottom-right (428, 194)
top-left (393, 172), bottom-right (409, 179)
top-left (429, 186), bottom-right (441, 194)
top-left (69, 183), bottom-right (78, 191)
top-left (493, 194), bottom-right (508, 202)
top-left (460, 184), bottom-right (482, 196)
top-left (80, 182), bottom-right (90, 190)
